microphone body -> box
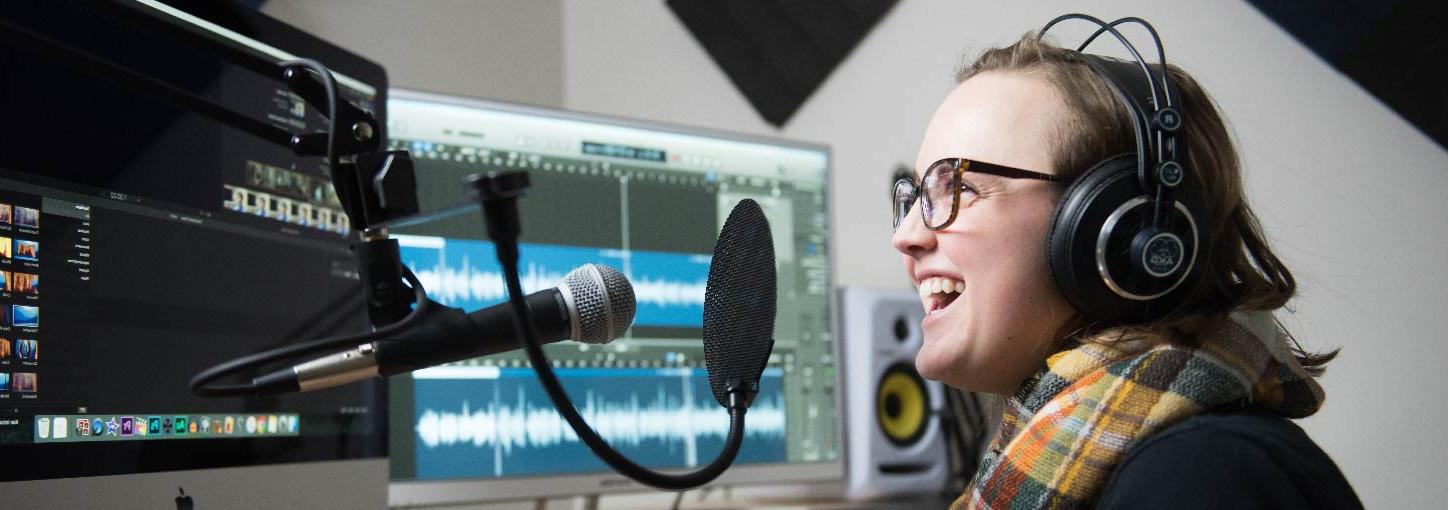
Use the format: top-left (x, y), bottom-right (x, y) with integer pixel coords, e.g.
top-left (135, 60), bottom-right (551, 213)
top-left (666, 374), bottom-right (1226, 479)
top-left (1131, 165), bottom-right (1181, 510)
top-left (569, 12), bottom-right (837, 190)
top-left (254, 288), bottom-right (575, 394)
top-left (377, 289), bottom-right (571, 378)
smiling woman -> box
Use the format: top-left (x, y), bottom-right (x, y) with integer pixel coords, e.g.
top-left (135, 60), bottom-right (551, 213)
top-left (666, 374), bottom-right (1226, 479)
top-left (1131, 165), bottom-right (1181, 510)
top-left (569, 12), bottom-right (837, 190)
top-left (892, 15), bottom-right (1361, 510)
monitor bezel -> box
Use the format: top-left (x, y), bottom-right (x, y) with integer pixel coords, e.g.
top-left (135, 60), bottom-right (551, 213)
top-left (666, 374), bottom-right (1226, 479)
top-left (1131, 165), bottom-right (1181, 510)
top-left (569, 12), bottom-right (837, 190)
top-left (385, 88), bottom-right (844, 506)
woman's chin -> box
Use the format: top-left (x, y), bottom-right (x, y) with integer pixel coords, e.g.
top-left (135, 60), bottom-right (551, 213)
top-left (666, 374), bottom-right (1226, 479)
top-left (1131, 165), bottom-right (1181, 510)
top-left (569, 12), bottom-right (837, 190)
top-left (913, 348), bottom-right (952, 383)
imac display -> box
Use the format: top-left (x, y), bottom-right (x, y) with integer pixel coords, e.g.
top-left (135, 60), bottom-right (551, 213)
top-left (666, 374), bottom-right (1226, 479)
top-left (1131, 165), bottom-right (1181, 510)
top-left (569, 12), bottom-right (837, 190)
top-left (387, 90), bottom-right (839, 505)
top-left (0, 1), bottom-right (388, 507)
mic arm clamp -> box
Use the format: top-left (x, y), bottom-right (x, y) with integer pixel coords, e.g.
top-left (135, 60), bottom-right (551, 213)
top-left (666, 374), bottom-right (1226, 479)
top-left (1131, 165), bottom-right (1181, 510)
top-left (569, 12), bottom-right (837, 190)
top-left (275, 62), bottom-right (420, 327)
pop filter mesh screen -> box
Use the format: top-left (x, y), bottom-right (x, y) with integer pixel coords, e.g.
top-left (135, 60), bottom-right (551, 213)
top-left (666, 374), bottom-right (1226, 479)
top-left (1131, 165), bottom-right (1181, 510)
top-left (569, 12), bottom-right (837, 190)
top-left (702, 199), bottom-right (777, 408)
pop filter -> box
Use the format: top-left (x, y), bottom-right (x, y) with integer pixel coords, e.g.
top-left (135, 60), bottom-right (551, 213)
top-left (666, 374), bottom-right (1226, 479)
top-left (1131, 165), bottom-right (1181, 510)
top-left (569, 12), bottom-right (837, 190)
top-left (703, 199), bottom-right (777, 408)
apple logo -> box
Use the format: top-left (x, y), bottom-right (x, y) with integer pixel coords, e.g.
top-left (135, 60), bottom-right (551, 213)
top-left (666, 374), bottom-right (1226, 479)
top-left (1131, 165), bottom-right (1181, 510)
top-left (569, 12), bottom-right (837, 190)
top-left (175, 487), bottom-right (193, 510)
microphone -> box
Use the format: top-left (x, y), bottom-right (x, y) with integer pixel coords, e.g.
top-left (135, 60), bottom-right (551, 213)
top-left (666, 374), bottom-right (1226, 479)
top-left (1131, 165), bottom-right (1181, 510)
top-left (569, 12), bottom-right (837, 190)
top-left (251, 264), bottom-right (635, 394)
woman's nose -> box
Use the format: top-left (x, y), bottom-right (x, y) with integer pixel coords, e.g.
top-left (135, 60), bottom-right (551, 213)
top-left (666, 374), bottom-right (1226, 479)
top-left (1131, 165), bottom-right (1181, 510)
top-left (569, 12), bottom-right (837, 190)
top-left (892, 203), bottom-right (936, 255)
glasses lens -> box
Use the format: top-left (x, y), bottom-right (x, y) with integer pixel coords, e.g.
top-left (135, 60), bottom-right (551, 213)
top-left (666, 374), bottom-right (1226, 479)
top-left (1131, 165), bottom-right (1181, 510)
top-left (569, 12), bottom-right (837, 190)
top-left (921, 160), bottom-right (958, 229)
top-left (892, 178), bottom-right (916, 229)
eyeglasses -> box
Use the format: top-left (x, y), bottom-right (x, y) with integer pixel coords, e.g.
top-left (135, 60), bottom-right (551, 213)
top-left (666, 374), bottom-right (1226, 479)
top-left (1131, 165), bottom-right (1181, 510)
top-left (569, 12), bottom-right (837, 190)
top-left (892, 158), bottom-right (1061, 231)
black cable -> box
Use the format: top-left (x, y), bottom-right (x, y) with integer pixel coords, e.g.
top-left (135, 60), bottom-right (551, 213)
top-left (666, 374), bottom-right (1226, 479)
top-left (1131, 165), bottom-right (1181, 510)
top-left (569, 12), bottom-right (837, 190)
top-left (1042, 13), bottom-right (1185, 230)
top-left (1078, 17), bottom-right (1174, 108)
top-left (190, 267), bottom-right (431, 396)
top-left (938, 392), bottom-right (967, 497)
top-left (495, 233), bottom-right (747, 490)
top-left (1073, 16), bottom-right (1180, 179)
top-left (189, 58), bottom-right (429, 397)
top-left (1040, 14), bottom-right (1163, 112)
top-left (277, 59), bottom-right (341, 189)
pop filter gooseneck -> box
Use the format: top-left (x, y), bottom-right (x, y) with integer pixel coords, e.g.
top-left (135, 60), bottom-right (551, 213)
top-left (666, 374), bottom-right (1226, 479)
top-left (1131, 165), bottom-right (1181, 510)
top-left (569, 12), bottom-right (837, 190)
top-left (473, 171), bottom-right (776, 490)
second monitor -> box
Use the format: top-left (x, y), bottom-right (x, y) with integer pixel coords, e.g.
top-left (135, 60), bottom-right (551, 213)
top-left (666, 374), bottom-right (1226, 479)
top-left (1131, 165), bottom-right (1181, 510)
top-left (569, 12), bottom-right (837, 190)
top-left (386, 89), bottom-right (839, 505)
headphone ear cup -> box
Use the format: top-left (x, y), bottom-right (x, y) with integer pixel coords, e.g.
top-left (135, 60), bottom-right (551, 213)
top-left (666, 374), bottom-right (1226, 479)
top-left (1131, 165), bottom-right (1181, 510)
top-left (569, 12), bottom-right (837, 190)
top-left (1049, 153), bottom-right (1203, 322)
top-left (1048, 154), bottom-right (1139, 321)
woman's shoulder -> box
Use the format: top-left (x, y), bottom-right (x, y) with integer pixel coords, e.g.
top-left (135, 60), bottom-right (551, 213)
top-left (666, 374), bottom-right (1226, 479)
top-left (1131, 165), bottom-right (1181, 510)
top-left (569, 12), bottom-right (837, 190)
top-left (1096, 407), bottom-right (1362, 509)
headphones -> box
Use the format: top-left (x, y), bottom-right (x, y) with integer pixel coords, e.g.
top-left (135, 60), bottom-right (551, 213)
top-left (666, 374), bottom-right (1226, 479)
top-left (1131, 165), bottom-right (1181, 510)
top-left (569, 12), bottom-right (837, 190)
top-left (1041, 14), bottom-right (1205, 323)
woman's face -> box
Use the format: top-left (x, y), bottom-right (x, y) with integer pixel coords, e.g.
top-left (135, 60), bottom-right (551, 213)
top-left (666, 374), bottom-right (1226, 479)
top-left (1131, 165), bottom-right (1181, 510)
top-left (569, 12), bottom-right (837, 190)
top-left (893, 72), bottom-right (1078, 395)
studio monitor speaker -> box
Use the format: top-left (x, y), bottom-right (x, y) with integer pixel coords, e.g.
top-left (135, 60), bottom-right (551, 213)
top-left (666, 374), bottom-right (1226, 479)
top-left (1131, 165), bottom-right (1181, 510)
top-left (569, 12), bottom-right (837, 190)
top-left (839, 287), bottom-right (948, 499)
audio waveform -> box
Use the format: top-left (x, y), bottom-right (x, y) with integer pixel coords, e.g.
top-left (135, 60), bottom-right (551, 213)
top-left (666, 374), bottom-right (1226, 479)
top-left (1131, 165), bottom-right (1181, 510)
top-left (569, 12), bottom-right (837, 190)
top-left (395, 235), bottom-right (709, 328)
top-left (410, 367), bottom-right (786, 479)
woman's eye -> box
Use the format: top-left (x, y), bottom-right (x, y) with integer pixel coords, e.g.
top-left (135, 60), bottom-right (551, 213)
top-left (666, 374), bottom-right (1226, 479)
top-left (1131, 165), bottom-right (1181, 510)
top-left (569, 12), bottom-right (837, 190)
top-left (959, 182), bottom-right (980, 199)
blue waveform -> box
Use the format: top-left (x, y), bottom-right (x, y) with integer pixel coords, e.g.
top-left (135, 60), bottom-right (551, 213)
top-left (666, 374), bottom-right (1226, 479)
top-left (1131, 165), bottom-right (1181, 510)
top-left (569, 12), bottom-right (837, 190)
top-left (395, 235), bottom-right (710, 328)
top-left (410, 367), bottom-right (786, 479)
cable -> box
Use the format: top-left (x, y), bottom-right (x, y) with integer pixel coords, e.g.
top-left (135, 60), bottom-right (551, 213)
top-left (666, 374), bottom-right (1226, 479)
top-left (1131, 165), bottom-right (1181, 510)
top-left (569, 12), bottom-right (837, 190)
top-left (1078, 17), bottom-right (1174, 108)
top-left (1040, 14), bottom-right (1163, 110)
top-left (495, 232), bottom-right (747, 490)
top-left (190, 267), bottom-right (431, 396)
top-left (277, 59), bottom-right (341, 184)
top-left (190, 58), bottom-right (428, 397)
top-left (1042, 13), bottom-right (1184, 230)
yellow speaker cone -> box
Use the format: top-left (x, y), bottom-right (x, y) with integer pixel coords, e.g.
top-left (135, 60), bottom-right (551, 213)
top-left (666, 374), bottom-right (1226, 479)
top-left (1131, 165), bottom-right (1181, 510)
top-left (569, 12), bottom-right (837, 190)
top-left (877, 364), bottom-right (928, 446)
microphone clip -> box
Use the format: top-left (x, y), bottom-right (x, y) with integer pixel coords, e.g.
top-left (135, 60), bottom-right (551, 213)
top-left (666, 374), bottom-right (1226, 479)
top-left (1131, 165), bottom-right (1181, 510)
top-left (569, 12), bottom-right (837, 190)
top-left (469, 171), bottom-right (531, 260)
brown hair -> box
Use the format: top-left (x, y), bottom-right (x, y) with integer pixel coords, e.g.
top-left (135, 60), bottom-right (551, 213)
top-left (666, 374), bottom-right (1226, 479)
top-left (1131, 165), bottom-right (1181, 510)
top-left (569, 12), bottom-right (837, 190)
top-left (957, 32), bottom-right (1336, 374)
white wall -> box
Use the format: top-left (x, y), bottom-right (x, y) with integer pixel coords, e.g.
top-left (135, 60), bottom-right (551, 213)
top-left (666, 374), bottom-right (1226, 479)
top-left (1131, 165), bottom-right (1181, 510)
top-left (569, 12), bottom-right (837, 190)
top-left (262, 0), bottom-right (563, 107)
top-left (561, 1), bottom-right (1446, 508)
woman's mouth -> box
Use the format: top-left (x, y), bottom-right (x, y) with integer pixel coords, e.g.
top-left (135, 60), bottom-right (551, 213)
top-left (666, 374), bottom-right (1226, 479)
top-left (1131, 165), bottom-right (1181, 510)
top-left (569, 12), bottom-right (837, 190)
top-left (918, 276), bottom-right (964, 315)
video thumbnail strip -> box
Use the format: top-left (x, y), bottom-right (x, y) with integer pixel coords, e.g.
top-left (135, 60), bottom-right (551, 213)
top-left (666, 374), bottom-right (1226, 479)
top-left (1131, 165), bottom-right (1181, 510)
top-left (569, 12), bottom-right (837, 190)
top-left (223, 184), bottom-right (351, 235)
top-left (33, 413), bottom-right (301, 442)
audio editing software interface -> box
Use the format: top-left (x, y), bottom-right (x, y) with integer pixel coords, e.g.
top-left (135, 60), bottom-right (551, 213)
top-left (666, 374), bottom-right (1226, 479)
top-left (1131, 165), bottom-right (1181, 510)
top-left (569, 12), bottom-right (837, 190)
top-left (386, 96), bottom-right (838, 480)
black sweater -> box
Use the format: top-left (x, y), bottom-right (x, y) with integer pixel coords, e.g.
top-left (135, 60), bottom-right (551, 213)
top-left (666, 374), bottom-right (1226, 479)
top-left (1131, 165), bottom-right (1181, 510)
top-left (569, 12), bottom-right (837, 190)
top-left (1096, 408), bottom-right (1362, 509)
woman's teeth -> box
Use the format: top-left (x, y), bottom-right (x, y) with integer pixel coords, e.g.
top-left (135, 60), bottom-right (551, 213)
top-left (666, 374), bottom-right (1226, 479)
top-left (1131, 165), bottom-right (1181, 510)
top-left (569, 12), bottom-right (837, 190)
top-left (919, 276), bottom-right (964, 314)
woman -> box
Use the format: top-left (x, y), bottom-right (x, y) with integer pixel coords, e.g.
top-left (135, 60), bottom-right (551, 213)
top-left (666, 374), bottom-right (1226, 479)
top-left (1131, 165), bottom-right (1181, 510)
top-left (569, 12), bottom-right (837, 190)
top-left (890, 25), bottom-right (1362, 509)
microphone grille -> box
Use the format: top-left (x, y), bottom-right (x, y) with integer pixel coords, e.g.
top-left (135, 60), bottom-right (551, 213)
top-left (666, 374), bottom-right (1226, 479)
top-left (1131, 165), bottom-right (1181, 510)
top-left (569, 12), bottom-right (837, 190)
top-left (702, 199), bottom-right (777, 408)
top-left (562, 264), bottom-right (636, 344)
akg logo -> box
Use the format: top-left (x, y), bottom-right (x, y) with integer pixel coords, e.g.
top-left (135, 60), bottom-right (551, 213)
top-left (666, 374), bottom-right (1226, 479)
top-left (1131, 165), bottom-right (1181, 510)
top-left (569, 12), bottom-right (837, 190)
top-left (1144, 235), bottom-right (1183, 276)
top-left (1149, 248), bottom-right (1177, 269)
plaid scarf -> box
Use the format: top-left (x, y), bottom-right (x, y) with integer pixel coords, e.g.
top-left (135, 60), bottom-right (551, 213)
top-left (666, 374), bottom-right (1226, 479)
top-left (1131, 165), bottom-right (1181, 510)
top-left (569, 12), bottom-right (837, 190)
top-left (953, 312), bottom-right (1325, 510)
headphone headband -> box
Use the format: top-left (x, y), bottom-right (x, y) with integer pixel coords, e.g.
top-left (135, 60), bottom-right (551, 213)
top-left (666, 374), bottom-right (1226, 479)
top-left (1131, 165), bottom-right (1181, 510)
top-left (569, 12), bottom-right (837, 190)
top-left (1040, 14), bottom-right (1203, 323)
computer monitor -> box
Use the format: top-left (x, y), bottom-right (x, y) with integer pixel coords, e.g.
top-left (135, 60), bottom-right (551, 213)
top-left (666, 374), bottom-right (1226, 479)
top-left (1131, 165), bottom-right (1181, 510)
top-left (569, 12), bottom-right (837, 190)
top-left (0, 1), bottom-right (388, 507)
top-left (385, 89), bottom-right (841, 506)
